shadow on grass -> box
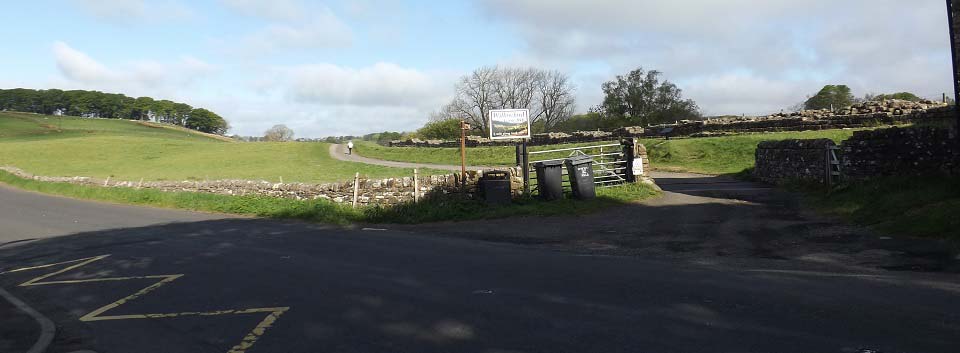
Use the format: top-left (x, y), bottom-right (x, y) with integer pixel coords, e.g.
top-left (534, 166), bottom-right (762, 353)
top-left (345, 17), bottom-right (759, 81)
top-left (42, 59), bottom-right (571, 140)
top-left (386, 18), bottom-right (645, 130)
top-left (780, 175), bottom-right (960, 240)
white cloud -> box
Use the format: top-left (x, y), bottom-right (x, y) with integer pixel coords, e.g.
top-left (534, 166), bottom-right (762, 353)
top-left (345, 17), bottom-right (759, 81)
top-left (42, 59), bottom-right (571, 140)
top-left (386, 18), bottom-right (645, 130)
top-left (220, 1), bottom-right (352, 54)
top-left (52, 41), bottom-right (216, 96)
top-left (276, 62), bottom-right (446, 107)
top-left (477, 0), bottom-right (953, 114)
top-left (243, 16), bottom-right (353, 53)
top-left (220, 0), bottom-right (307, 21)
top-left (70, 0), bottom-right (194, 23)
top-left (222, 62), bottom-right (456, 137)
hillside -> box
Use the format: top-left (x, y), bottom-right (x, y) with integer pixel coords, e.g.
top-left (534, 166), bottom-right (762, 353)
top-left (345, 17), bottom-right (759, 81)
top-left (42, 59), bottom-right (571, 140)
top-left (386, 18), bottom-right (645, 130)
top-left (0, 112), bottom-right (435, 183)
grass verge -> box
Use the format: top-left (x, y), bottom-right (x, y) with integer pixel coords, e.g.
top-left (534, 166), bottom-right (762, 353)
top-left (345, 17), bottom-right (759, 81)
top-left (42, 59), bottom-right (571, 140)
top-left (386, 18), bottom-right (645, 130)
top-left (792, 175), bottom-right (960, 239)
top-left (0, 170), bottom-right (659, 225)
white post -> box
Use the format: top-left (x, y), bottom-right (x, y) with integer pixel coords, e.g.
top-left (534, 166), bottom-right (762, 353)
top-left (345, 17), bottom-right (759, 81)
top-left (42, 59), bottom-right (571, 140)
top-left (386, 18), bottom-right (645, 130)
top-left (352, 172), bottom-right (360, 208)
top-left (413, 168), bottom-right (419, 202)
top-left (137, 177), bottom-right (143, 189)
top-left (104, 176), bottom-right (110, 187)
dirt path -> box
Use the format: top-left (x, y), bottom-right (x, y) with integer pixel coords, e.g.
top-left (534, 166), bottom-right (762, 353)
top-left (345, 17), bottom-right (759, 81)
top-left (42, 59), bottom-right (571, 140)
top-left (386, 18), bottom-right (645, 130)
top-left (332, 143), bottom-right (958, 273)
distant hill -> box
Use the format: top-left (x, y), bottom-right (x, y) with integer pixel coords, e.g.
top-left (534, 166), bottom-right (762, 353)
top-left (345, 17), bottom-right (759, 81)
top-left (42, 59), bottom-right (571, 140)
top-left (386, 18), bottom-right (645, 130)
top-left (0, 111), bottom-right (230, 142)
top-left (0, 88), bottom-right (228, 134)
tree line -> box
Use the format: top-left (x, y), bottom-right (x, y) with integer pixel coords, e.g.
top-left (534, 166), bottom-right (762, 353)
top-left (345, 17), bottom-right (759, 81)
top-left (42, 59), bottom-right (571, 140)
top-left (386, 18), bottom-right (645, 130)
top-left (413, 66), bottom-right (701, 140)
top-left (0, 88), bottom-right (229, 134)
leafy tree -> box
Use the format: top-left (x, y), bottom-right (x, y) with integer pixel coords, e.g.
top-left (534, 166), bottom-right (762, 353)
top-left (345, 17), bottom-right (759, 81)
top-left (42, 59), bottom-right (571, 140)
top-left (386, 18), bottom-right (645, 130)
top-left (186, 108), bottom-right (229, 134)
top-left (415, 119), bottom-right (461, 140)
top-left (0, 88), bottom-right (228, 133)
top-left (601, 67), bottom-right (700, 126)
top-left (376, 131), bottom-right (402, 145)
top-left (872, 92), bottom-right (922, 102)
top-left (803, 85), bottom-right (854, 110)
top-left (263, 124), bottom-right (294, 141)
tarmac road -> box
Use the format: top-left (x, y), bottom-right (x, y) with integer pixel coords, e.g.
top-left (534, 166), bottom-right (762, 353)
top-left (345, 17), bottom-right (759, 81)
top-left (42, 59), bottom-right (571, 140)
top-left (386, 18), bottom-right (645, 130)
top-left (1, 181), bottom-right (960, 353)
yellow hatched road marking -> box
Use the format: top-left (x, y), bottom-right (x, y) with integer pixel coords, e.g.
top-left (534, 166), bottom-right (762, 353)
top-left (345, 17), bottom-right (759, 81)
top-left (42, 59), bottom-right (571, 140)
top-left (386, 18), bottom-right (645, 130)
top-left (2, 254), bottom-right (289, 353)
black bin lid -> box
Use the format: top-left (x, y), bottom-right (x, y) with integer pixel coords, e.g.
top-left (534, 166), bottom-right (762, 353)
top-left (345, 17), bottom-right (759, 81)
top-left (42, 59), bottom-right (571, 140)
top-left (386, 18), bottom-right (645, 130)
top-left (564, 155), bottom-right (594, 165)
top-left (534, 160), bottom-right (564, 168)
top-left (483, 170), bottom-right (511, 180)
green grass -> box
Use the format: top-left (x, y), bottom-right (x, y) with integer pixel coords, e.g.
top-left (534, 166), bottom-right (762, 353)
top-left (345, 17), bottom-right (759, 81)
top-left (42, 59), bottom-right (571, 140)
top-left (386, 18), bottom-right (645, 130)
top-left (0, 170), bottom-right (659, 224)
top-left (357, 129), bottom-right (859, 175)
top-left (356, 140), bottom-right (626, 167)
top-left (795, 176), bottom-right (960, 239)
top-left (644, 130), bottom-right (856, 175)
top-left (0, 112), bottom-right (442, 183)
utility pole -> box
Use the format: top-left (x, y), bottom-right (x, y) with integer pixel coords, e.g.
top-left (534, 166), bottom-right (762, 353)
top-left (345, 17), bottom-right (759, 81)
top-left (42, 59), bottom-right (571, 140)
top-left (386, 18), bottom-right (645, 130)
top-left (946, 0), bottom-right (960, 137)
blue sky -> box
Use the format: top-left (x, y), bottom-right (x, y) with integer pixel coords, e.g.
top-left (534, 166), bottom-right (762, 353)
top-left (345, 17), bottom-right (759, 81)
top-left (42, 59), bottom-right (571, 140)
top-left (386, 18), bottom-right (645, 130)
top-left (0, 0), bottom-right (954, 137)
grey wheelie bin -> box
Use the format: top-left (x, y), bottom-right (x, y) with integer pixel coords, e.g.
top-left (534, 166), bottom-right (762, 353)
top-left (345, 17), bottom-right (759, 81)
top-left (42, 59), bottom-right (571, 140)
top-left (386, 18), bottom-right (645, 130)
top-left (534, 160), bottom-right (564, 201)
top-left (564, 155), bottom-right (596, 200)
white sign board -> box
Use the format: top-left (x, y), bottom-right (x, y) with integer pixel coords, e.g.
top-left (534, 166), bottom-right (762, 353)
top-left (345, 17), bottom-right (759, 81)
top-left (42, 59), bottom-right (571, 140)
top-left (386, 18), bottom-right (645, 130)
top-left (489, 109), bottom-right (531, 140)
top-left (632, 157), bottom-right (644, 176)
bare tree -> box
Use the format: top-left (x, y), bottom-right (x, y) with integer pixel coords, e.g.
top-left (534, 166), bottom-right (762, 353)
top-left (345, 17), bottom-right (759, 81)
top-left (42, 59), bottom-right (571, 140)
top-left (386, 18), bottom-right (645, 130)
top-left (263, 124), bottom-right (294, 142)
top-left (446, 66), bottom-right (577, 135)
top-left (536, 70), bottom-right (576, 132)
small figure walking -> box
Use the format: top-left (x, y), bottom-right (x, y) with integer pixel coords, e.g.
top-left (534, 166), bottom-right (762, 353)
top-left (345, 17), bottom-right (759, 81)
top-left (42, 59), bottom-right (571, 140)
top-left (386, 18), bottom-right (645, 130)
top-left (347, 140), bottom-right (354, 155)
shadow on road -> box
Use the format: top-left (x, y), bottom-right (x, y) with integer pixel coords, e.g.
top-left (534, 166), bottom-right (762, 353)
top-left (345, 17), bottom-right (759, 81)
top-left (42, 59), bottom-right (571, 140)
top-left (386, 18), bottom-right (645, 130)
top-left (403, 173), bottom-right (960, 274)
top-left (1, 218), bottom-right (959, 353)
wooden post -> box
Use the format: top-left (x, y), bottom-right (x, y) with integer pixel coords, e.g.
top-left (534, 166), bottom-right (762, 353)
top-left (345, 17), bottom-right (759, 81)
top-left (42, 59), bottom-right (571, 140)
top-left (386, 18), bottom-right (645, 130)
top-left (352, 172), bottom-right (360, 208)
top-left (460, 119), bottom-right (467, 191)
top-left (413, 168), bottom-right (419, 202)
top-left (104, 176), bottom-right (110, 187)
top-left (521, 140), bottom-right (529, 195)
top-left (137, 177), bottom-right (143, 189)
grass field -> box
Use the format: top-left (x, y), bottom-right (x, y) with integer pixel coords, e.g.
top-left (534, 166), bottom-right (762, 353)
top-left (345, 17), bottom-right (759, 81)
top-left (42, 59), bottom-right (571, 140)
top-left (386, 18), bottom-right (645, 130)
top-left (0, 112), bottom-right (440, 183)
top-left (795, 176), bottom-right (960, 239)
top-left (357, 129), bottom-right (859, 175)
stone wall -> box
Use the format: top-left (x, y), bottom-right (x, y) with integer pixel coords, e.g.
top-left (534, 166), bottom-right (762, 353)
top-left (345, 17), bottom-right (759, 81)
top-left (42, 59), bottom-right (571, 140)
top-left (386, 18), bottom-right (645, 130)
top-left (754, 139), bottom-right (836, 184)
top-left (0, 166), bottom-right (525, 206)
top-left (840, 127), bottom-right (960, 180)
top-left (388, 100), bottom-right (953, 147)
top-left (753, 126), bottom-right (960, 184)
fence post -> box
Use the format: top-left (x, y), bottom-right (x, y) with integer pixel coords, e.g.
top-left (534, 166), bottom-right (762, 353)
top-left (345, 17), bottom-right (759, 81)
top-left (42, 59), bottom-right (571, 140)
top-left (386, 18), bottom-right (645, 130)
top-left (413, 169), bottom-right (419, 202)
top-left (825, 147), bottom-right (832, 186)
top-left (352, 172), bottom-right (360, 208)
top-left (521, 140), bottom-right (530, 195)
top-left (622, 138), bottom-right (636, 183)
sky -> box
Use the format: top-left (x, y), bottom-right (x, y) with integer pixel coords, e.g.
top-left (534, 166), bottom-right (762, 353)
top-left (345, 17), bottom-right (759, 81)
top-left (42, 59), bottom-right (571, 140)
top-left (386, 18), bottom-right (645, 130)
top-left (0, 0), bottom-right (954, 138)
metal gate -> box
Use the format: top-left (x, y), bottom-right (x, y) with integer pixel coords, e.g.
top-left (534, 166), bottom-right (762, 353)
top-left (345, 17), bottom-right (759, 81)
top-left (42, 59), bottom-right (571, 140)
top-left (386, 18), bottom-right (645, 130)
top-left (519, 141), bottom-right (632, 195)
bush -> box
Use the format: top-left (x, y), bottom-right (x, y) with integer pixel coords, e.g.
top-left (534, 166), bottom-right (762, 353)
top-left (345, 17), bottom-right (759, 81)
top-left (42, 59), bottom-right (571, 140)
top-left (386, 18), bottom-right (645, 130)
top-left (416, 119), bottom-right (461, 140)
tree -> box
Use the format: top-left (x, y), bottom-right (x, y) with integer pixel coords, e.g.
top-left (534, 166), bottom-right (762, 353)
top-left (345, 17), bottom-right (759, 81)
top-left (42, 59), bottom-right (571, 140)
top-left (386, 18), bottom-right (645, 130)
top-left (803, 85), bottom-right (854, 110)
top-left (873, 92), bottom-right (922, 102)
top-left (416, 119), bottom-right (461, 139)
top-left (600, 67), bottom-right (700, 126)
top-left (536, 70), bottom-right (576, 132)
top-left (186, 108), bottom-right (229, 134)
top-left (263, 124), bottom-right (294, 141)
top-left (444, 66), bottom-right (577, 135)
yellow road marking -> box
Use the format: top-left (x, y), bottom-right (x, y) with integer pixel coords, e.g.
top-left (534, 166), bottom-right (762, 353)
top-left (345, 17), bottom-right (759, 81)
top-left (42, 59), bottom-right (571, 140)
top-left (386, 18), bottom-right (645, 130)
top-left (3, 255), bottom-right (290, 353)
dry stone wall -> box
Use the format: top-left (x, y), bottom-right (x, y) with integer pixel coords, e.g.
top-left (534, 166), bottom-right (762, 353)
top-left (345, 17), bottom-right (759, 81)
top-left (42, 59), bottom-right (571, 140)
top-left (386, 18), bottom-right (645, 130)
top-left (754, 139), bottom-right (836, 184)
top-left (389, 100), bottom-right (952, 147)
top-left (840, 127), bottom-right (960, 180)
top-left (753, 126), bottom-right (960, 184)
top-left (0, 166), bottom-right (525, 206)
